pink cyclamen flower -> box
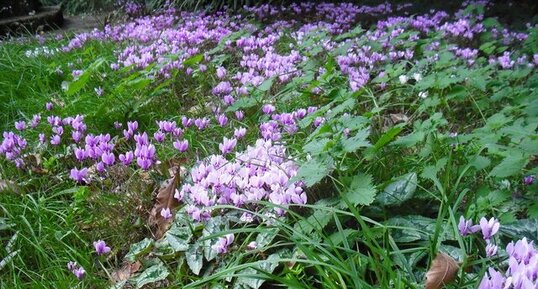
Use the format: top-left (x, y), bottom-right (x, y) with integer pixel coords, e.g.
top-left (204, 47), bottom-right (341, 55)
top-left (50, 135), bottom-right (61, 145)
top-left (246, 241), bottom-right (257, 250)
top-left (523, 175), bottom-right (535, 185)
top-left (479, 217), bottom-right (500, 240)
top-left (93, 240), bottom-right (111, 255)
top-left (212, 234), bottom-right (234, 254)
top-left (160, 207), bottom-right (172, 219)
top-left (119, 151), bottom-right (134, 165)
top-left (45, 102), bottom-right (54, 111)
top-left (235, 110), bottom-right (245, 120)
top-left (219, 137), bottom-right (237, 155)
top-left (101, 151), bottom-right (115, 166)
top-left (67, 261), bottom-right (78, 272)
top-left (485, 243), bottom-right (498, 257)
top-left (70, 167), bottom-right (88, 183)
top-left (15, 121), bottom-right (26, 131)
top-left (234, 127), bottom-right (247, 139)
top-left (262, 104), bottom-right (276, 115)
top-left (173, 140), bottom-right (189, 153)
top-left (73, 267), bottom-right (85, 279)
top-left (458, 216), bottom-right (480, 236)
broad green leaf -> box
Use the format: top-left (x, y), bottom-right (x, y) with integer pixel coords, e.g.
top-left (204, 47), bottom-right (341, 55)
top-left (165, 226), bottom-right (192, 252)
top-left (186, 244), bottom-right (203, 275)
top-left (385, 215), bottom-right (454, 243)
top-left (469, 155), bottom-right (491, 171)
top-left (342, 173), bottom-right (376, 206)
top-left (255, 228), bottom-right (279, 249)
top-left (183, 54), bottom-right (203, 66)
top-left (236, 251), bottom-right (285, 289)
top-left (341, 128), bottom-right (371, 152)
top-left (488, 153), bottom-right (529, 178)
top-left (125, 238), bottom-right (153, 262)
top-left (293, 156), bottom-right (334, 187)
top-left (257, 78), bottom-right (274, 92)
top-left (376, 173), bottom-right (417, 206)
top-left (303, 138), bottom-right (332, 155)
top-left (202, 216), bottom-right (226, 261)
top-left (365, 124), bottom-right (404, 159)
top-left (226, 97), bottom-right (257, 112)
top-left (501, 219), bottom-right (538, 243)
top-left (134, 261), bottom-right (169, 289)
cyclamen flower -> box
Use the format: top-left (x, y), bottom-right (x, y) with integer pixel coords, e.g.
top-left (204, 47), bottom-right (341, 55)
top-left (93, 240), bottom-right (111, 255)
top-left (217, 114), bottom-right (228, 127)
top-left (262, 104), bottom-right (276, 115)
top-left (235, 110), bottom-right (245, 120)
top-left (119, 151), bottom-right (134, 165)
top-left (216, 66), bottom-right (226, 79)
top-left (173, 140), bottom-right (189, 153)
top-left (246, 241), bottom-right (257, 250)
top-left (458, 216), bottom-right (480, 236)
top-left (485, 243), bottom-right (498, 257)
top-left (50, 135), bottom-right (61, 145)
top-left (213, 234), bottom-right (234, 254)
top-left (478, 268), bottom-right (506, 289)
top-left (45, 102), bottom-right (54, 111)
top-left (154, 131), bottom-right (165, 143)
top-left (234, 127), bottom-right (247, 139)
top-left (67, 262), bottom-right (85, 280)
top-left (101, 152), bottom-right (115, 166)
top-left (523, 175), bottom-right (535, 185)
top-left (15, 121), bottom-right (26, 131)
top-left (70, 167), bottom-right (88, 183)
top-left (479, 217), bottom-right (500, 240)
top-left (313, 117), bottom-right (325, 127)
top-left (219, 137), bottom-right (237, 155)
top-left (94, 86), bottom-right (104, 96)
top-left (419, 91), bottom-right (428, 99)
top-left (160, 207), bottom-right (172, 220)
top-left (413, 73), bottom-right (422, 81)
top-left (194, 118), bottom-right (210, 130)
top-left (399, 75), bottom-right (408, 84)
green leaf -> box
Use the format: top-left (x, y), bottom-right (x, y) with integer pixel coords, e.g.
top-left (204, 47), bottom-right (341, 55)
top-left (226, 97), bottom-right (257, 112)
top-left (469, 156), bottom-right (491, 171)
top-left (186, 244), bottom-right (203, 275)
top-left (236, 251), bottom-right (285, 289)
top-left (303, 138), bottom-right (331, 156)
top-left (488, 153), bottom-right (529, 178)
top-left (341, 128), bottom-right (371, 152)
top-left (257, 78), bottom-right (274, 92)
top-left (183, 54), bottom-right (203, 66)
top-left (134, 261), bottom-right (169, 289)
top-left (202, 216), bottom-right (226, 261)
top-left (376, 173), bottom-right (417, 206)
top-left (365, 124), bottom-right (404, 159)
top-left (385, 215), bottom-right (454, 243)
top-left (501, 219), bottom-right (538, 243)
top-left (125, 238), bottom-right (153, 262)
top-left (165, 226), bottom-right (192, 252)
top-left (255, 228), bottom-right (279, 249)
top-left (342, 173), bottom-right (376, 206)
top-left (293, 156), bottom-right (334, 187)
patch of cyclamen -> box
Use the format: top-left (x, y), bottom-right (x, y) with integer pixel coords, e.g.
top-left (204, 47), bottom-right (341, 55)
top-left (176, 139), bottom-right (306, 222)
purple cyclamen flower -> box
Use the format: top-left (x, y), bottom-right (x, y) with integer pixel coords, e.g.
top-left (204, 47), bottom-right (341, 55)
top-left (478, 268), bottom-right (505, 289)
top-left (235, 110), bottom-right (245, 120)
top-left (216, 66), bottom-right (226, 79)
top-left (72, 131), bottom-right (83, 143)
top-left (246, 241), bottom-right (257, 250)
top-left (212, 234), bottom-right (234, 254)
top-left (160, 207), bottom-right (172, 220)
top-left (93, 240), bottom-right (111, 255)
top-left (67, 261), bottom-right (77, 272)
top-left (94, 86), bottom-right (104, 96)
top-left (458, 216), bottom-right (480, 236)
top-left (523, 175), bottom-right (535, 185)
top-left (262, 104), bottom-right (276, 115)
top-left (194, 118), bottom-right (209, 130)
top-left (114, 121), bottom-right (122, 129)
top-left (219, 137), bottom-right (237, 155)
top-left (313, 117), bottom-right (325, 127)
top-left (234, 127), bottom-right (247, 139)
top-left (73, 267), bottom-right (85, 279)
top-left (154, 131), bottom-right (165, 143)
top-left (50, 135), bottom-right (61, 145)
top-left (119, 151), bottom-right (134, 165)
top-left (15, 121), bottom-right (26, 131)
top-left (182, 116), bottom-right (193, 127)
top-left (70, 167), bottom-right (88, 183)
top-left (479, 217), bottom-right (500, 240)
top-left (45, 102), bottom-right (53, 111)
top-left (38, 133), bottom-right (46, 144)
top-left (217, 114), bottom-right (228, 127)
top-left (74, 148), bottom-right (86, 161)
top-left (485, 243), bottom-right (498, 257)
top-left (173, 140), bottom-right (189, 153)
top-left (101, 152), bottom-right (115, 166)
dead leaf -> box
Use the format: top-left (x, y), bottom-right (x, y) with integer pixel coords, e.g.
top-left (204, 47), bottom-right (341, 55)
top-left (0, 180), bottom-right (20, 194)
top-left (425, 252), bottom-right (460, 289)
top-left (389, 113), bottom-right (409, 124)
top-left (148, 166), bottom-right (182, 239)
top-left (110, 261), bottom-right (141, 283)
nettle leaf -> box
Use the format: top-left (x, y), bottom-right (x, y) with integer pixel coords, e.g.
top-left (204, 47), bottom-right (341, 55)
top-left (488, 153), bottom-right (529, 178)
top-left (133, 261), bottom-right (169, 289)
top-left (125, 238), bottom-right (154, 262)
top-left (469, 155), bottom-right (491, 171)
top-left (165, 226), bottom-right (192, 252)
top-left (342, 173), bottom-right (377, 206)
top-left (183, 54), bottom-right (203, 66)
top-left (294, 199), bottom-right (338, 234)
top-left (257, 77), bottom-right (274, 92)
top-left (376, 173), bottom-right (418, 206)
top-left (186, 244), bottom-right (203, 275)
top-left (501, 219), bottom-right (538, 242)
top-left (341, 128), bottom-right (371, 152)
top-left (293, 156), bottom-right (334, 187)
top-left (303, 138), bottom-right (332, 155)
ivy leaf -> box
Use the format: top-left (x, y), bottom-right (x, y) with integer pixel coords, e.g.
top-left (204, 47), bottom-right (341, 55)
top-left (186, 244), bottom-right (203, 275)
top-left (342, 173), bottom-right (376, 206)
top-left (376, 173), bottom-right (417, 206)
top-left (501, 219), bottom-right (538, 242)
top-left (133, 261), bottom-right (169, 289)
top-left (125, 238), bottom-right (154, 262)
top-left (165, 226), bottom-right (192, 252)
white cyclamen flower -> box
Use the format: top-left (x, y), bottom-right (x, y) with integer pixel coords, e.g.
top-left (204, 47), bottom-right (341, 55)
top-left (419, 91), bottom-right (428, 98)
top-left (399, 75), bottom-right (408, 84)
top-left (413, 73), bottom-right (422, 81)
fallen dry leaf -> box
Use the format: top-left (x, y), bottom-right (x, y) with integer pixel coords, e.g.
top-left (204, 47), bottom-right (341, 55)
top-left (110, 261), bottom-right (142, 283)
top-left (148, 166), bottom-right (182, 239)
top-left (0, 179), bottom-right (20, 194)
top-left (425, 252), bottom-right (460, 289)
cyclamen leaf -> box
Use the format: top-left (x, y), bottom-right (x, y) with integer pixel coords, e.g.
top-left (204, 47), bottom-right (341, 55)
top-left (425, 253), bottom-right (459, 289)
top-left (186, 244), bottom-right (203, 275)
top-left (134, 261), bottom-right (169, 289)
top-left (165, 226), bottom-right (192, 252)
top-left (376, 173), bottom-right (417, 206)
top-left (125, 238), bottom-right (154, 262)
top-left (342, 173), bottom-right (376, 206)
